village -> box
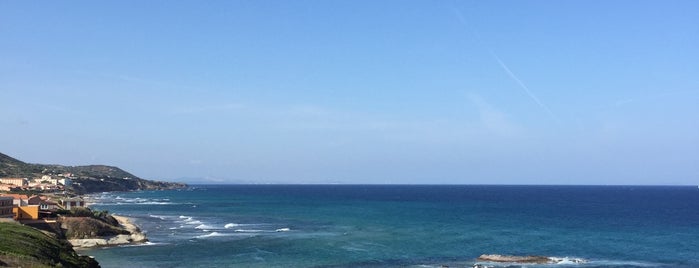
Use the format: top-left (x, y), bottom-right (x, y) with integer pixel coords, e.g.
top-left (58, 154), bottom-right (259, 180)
top-left (0, 174), bottom-right (86, 222)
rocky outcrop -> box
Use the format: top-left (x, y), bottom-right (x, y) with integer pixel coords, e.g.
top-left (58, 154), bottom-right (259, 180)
top-left (476, 254), bottom-right (587, 265)
top-left (69, 233), bottom-right (146, 248)
top-left (71, 175), bottom-right (187, 194)
top-left (68, 215), bottom-right (147, 249)
top-left (477, 254), bottom-right (551, 264)
top-left (62, 217), bottom-right (128, 238)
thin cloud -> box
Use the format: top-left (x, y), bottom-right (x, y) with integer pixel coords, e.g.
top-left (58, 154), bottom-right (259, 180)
top-left (468, 94), bottom-right (521, 137)
top-left (615, 98), bottom-right (635, 107)
top-left (169, 103), bottom-right (246, 115)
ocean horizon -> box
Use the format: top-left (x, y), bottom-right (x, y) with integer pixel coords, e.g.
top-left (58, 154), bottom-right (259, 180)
top-left (85, 184), bottom-right (699, 267)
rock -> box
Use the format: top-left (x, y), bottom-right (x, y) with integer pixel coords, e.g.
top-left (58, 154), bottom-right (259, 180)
top-left (476, 254), bottom-right (587, 265)
top-left (130, 232), bottom-right (148, 242)
top-left (68, 215), bottom-right (149, 248)
top-left (69, 238), bottom-right (108, 248)
top-left (477, 254), bottom-right (552, 264)
top-left (107, 234), bottom-right (132, 245)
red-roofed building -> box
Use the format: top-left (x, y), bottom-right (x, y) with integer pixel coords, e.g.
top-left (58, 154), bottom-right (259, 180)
top-left (0, 196), bottom-right (13, 218)
top-left (0, 194), bottom-right (29, 206)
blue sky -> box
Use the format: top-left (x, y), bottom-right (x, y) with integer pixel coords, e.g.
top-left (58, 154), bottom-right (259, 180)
top-left (1, 1), bottom-right (697, 184)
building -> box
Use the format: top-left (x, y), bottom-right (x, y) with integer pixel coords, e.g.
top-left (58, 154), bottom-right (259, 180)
top-left (59, 198), bottom-right (85, 210)
top-left (0, 178), bottom-right (28, 187)
top-left (0, 194), bottom-right (29, 206)
top-left (13, 205), bottom-right (39, 220)
top-left (58, 178), bottom-right (72, 187)
top-left (28, 195), bottom-right (59, 212)
top-left (38, 175), bottom-right (59, 185)
top-left (39, 200), bottom-right (59, 211)
top-left (0, 197), bottom-right (13, 218)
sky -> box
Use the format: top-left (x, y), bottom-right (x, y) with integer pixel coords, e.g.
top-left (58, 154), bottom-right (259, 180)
top-left (1, 1), bottom-right (697, 185)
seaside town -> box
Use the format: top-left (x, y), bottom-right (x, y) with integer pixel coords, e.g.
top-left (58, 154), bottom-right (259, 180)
top-left (0, 174), bottom-right (84, 222)
top-left (0, 151), bottom-right (188, 267)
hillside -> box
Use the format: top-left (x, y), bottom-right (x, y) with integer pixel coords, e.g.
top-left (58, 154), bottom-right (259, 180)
top-left (0, 152), bottom-right (186, 193)
top-left (0, 221), bottom-right (99, 268)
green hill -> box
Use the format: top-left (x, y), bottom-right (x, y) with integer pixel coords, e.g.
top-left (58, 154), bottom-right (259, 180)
top-left (0, 152), bottom-right (186, 193)
top-left (0, 221), bottom-right (99, 267)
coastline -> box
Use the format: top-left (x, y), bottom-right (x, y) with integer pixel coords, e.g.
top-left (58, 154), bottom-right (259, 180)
top-left (70, 213), bottom-right (148, 249)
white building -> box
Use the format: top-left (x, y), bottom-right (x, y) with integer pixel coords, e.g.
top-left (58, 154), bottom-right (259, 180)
top-left (58, 178), bottom-right (72, 187)
top-left (0, 178), bottom-right (28, 187)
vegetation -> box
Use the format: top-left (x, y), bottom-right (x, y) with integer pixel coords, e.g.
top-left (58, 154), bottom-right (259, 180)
top-left (59, 207), bottom-right (119, 226)
top-left (0, 151), bottom-right (187, 194)
top-left (62, 217), bottom-right (128, 239)
top-left (0, 221), bottom-right (99, 267)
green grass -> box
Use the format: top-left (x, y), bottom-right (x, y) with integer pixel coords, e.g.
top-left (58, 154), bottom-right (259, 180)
top-left (0, 222), bottom-right (99, 268)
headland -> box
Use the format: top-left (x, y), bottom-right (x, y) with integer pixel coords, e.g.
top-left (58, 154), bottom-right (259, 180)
top-left (0, 151), bottom-right (186, 267)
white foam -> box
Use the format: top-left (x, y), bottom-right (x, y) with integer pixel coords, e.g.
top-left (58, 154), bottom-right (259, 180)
top-left (234, 229), bottom-right (266, 233)
top-left (224, 223), bottom-right (240, 229)
top-left (149, 214), bottom-right (168, 220)
top-left (546, 257), bottom-right (587, 264)
top-left (122, 241), bottom-right (167, 247)
top-left (195, 224), bottom-right (216, 230)
top-left (195, 232), bottom-right (230, 239)
top-left (275, 228), bottom-right (291, 232)
top-left (138, 201), bottom-right (174, 205)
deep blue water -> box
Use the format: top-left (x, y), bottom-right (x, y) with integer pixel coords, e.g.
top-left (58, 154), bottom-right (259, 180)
top-left (85, 185), bottom-right (699, 267)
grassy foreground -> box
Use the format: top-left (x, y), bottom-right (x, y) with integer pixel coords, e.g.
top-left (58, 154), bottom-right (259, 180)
top-left (0, 221), bottom-right (99, 267)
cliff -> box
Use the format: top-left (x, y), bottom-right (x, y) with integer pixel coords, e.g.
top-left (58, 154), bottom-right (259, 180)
top-left (26, 207), bottom-right (148, 249)
top-left (0, 152), bottom-right (186, 193)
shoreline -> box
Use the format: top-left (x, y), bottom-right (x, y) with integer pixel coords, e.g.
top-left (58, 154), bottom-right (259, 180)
top-left (70, 214), bottom-right (148, 250)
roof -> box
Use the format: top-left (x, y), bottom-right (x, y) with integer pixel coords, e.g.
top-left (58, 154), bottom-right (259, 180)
top-left (0, 194), bottom-right (29, 200)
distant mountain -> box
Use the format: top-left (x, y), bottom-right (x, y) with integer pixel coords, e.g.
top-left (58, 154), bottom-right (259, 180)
top-left (0, 152), bottom-right (186, 194)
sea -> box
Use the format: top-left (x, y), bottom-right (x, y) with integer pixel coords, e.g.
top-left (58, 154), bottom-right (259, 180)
top-left (84, 185), bottom-right (699, 268)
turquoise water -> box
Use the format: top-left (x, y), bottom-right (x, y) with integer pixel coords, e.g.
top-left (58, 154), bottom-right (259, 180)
top-left (86, 185), bottom-right (699, 267)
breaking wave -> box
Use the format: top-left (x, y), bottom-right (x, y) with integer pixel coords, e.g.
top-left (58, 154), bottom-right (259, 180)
top-left (224, 223), bottom-right (240, 229)
top-left (195, 232), bottom-right (230, 239)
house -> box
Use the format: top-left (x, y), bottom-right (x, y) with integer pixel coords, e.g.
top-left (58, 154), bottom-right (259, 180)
top-left (28, 195), bottom-right (59, 212)
top-left (13, 205), bottom-right (39, 220)
top-left (59, 197), bottom-right (85, 210)
top-left (0, 194), bottom-right (29, 206)
top-left (0, 197), bottom-right (13, 218)
top-left (0, 178), bottom-right (28, 187)
top-left (37, 184), bottom-right (60, 191)
top-left (39, 200), bottom-right (59, 211)
top-left (58, 178), bottom-right (72, 187)
top-left (27, 195), bottom-right (45, 205)
top-left (38, 175), bottom-right (59, 185)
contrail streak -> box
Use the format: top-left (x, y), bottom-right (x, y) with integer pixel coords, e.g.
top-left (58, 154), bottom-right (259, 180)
top-left (452, 7), bottom-right (559, 124)
top-left (489, 50), bottom-right (557, 121)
